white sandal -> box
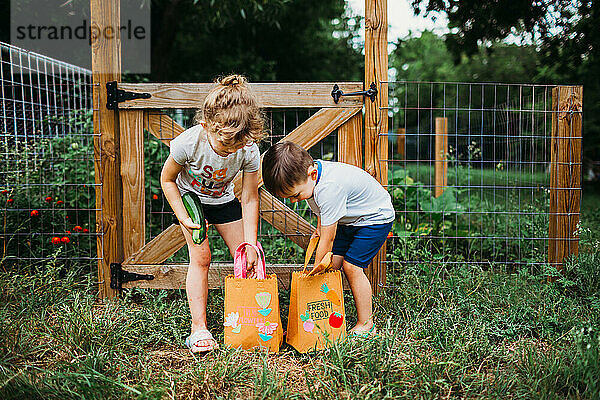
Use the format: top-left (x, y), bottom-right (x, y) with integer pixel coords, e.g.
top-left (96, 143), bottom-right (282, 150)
top-left (185, 329), bottom-right (219, 353)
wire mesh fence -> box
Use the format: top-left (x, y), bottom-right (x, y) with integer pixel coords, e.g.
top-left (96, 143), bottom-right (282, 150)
top-left (383, 81), bottom-right (580, 286)
top-left (144, 109), bottom-right (336, 265)
top-left (0, 42), bottom-right (96, 268)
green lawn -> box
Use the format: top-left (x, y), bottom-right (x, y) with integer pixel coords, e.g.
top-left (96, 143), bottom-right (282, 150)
top-left (393, 162), bottom-right (548, 187)
top-left (1, 195), bottom-right (598, 399)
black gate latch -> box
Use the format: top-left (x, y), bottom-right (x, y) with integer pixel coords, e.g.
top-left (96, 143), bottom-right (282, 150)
top-left (106, 81), bottom-right (151, 110)
top-left (331, 82), bottom-right (378, 104)
top-left (110, 263), bottom-right (154, 291)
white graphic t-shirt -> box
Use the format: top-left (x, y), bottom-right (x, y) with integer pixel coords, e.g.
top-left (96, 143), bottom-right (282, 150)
top-left (169, 124), bottom-right (260, 205)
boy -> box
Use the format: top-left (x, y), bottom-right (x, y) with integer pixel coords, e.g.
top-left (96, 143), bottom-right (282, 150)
top-left (262, 141), bottom-right (394, 335)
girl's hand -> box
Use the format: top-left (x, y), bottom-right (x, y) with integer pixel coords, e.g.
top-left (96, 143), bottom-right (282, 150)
top-left (245, 245), bottom-right (258, 278)
top-left (181, 217), bottom-right (203, 231)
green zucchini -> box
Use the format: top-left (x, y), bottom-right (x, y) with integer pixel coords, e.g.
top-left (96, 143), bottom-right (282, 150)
top-left (182, 192), bottom-right (207, 244)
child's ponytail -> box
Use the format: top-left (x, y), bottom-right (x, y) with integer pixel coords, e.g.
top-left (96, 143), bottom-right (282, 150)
top-left (196, 74), bottom-right (266, 146)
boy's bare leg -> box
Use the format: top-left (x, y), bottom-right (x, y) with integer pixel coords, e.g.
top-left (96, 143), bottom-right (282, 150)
top-left (342, 260), bottom-right (375, 334)
top-left (181, 226), bottom-right (214, 349)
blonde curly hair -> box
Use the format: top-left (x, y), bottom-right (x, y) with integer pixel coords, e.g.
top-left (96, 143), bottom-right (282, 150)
top-left (195, 74), bottom-right (266, 148)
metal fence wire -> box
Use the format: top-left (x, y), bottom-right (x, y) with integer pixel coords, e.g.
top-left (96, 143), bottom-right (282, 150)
top-left (383, 81), bottom-right (579, 284)
top-left (0, 42), bottom-right (97, 268)
top-left (1, 42), bottom-right (579, 283)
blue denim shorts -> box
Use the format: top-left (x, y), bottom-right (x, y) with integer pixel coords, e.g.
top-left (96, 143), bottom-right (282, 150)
top-left (332, 221), bottom-right (393, 268)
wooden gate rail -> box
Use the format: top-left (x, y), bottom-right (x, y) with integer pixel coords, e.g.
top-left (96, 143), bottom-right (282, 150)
top-left (121, 263), bottom-right (349, 291)
top-left (116, 82), bottom-right (363, 109)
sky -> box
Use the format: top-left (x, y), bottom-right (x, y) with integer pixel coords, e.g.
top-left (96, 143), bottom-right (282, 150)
top-left (346, 0), bottom-right (449, 43)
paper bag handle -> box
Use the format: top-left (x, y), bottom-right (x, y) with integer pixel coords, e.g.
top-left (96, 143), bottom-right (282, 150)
top-left (302, 235), bottom-right (319, 274)
top-left (234, 241), bottom-right (266, 279)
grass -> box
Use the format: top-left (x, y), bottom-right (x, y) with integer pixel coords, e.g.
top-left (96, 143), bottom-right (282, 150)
top-left (1, 195), bottom-right (599, 399)
top-left (394, 163), bottom-right (549, 188)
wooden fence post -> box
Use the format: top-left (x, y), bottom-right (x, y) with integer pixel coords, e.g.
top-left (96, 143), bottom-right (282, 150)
top-left (364, 0), bottom-right (388, 295)
top-left (548, 86), bottom-right (583, 274)
top-left (435, 117), bottom-right (448, 197)
top-left (396, 128), bottom-right (405, 160)
top-left (91, 0), bottom-right (122, 299)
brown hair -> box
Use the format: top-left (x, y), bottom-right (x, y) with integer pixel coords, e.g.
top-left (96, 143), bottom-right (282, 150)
top-left (195, 74), bottom-right (266, 148)
top-left (262, 141), bottom-right (314, 197)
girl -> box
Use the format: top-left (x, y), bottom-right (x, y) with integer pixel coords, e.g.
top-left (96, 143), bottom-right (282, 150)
top-left (161, 74), bottom-right (265, 353)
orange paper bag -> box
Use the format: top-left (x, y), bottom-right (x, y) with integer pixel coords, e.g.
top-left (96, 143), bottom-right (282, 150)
top-left (286, 240), bottom-right (346, 353)
top-left (223, 242), bottom-right (283, 352)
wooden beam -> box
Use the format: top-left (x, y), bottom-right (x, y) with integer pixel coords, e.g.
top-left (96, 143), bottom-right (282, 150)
top-left (91, 0), bottom-right (121, 299)
top-left (117, 82), bottom-right (363, 109)
top-left (143, 112), bottom-right (184, 146)
top-left (434, 117), bottom-right (448, 198)
top-left (548, 86), bottom-right (583, 274)
top-left (123, 224), bottom-right (186, 266)
top-left (396, 128), bottom-right (405, 160)
top-left (338, 111), bottom-right (363, 167)
top-left (120, 110), bottom-right (146, 260)
top-left (122, 263), bottom-right (350, 290)
top-left (364, 0), bottom-right (388, 295)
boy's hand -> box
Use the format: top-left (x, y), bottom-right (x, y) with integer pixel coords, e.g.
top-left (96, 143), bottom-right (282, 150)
top-left (181, 217), bottom-right (203, 231)
top-left (245, 245), bottom-right (258, 278)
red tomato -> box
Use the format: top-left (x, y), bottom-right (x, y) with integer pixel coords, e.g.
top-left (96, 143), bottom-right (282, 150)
top-left (1, 190), bottom-right (8, 194)
top-left (73, 226), bottom-right (82, 232)
top-left (152, 194), bottom-right (158, 200)
top-left (30, 210), bottom-right (39, 217)
top-left (61, 236), bottom-right (70, 243)
top-left (7, 198), bottom-right (14, 203)
top-left (51, 237), bottom-right (61, 244)
top-left (82, 228), bottom-right (89, 233)
top-left (328, 312), bottom-right (344, 328)
top-left (56, 200), bottom-right (64, 206)
top-left (45, 196), bottom-right (53, 202)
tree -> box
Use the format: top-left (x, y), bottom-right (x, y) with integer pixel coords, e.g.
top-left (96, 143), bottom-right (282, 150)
top-left (149, 0), bottom-right (363, 82)
top-left (410, 0), bottom-right (600, 169)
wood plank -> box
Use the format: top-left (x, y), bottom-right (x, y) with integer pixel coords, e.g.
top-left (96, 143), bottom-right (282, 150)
top-left (120, 111), bottom-right (146, 260)
top-left (364, 0), bottom-right (388, 295)
top-left (122, 263), bottom-right (350, 290)
top-left (123, 224), bottom-right (186, 266)
top-left (434, 117), bottom-right (448, 198)
top-left (548, 86), bottom-right (583, 274)
top-left (338, 111), bottom-right (363, 167)
top-left (91, 0), bottom-right (121, 299)
top-left (396, 128), bottom-right (405, 159)
top-left (118, 82), bottom-right (363, 109)
top-left (143, 112), bottom-right (185, 146)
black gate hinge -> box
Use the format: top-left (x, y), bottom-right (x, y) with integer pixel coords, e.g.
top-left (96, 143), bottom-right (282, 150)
top-left (106, 81), bottom-right (151, 110)
top-left (110, 262), bottom-right (154, 291)
top-left (331, 82), bottom-right (378, 104)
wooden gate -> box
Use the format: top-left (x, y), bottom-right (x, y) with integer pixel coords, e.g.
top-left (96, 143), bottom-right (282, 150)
top-left (91, 0), bottom-right (389, 299)
top-left (111, 82), bottom-right (364, 291)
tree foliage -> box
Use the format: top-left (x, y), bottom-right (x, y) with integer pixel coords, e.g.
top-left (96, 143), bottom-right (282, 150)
top-left (410, 0), bottom-right (600, 166)
top-left (150, 0), bottom-right (363, 82)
